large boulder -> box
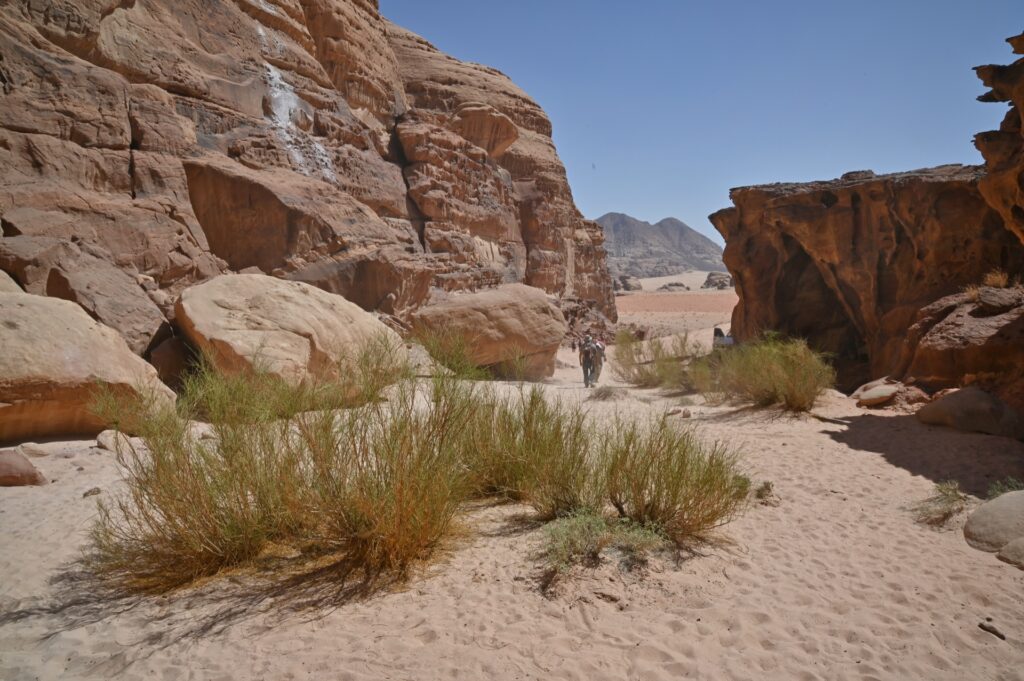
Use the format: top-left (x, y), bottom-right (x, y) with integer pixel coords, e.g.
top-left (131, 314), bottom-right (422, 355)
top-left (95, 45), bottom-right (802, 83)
top-left (964, 491), bottom-right (1024, 553)
top-left (0, 449), bottom-right (47, 486)
top-left (410, 284), bottom-right (568, 380)
top-left (916, 387), bottom-right (1024, 440)
top-left (175, 274), bottom-right (406, 385)
top-left (0, 293), bottom-right (174, 442)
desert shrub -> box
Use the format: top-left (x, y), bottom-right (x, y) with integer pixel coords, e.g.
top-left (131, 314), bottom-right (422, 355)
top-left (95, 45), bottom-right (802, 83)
top-left (89, 349), bottom-right (454, 592)
top-left (543, 510), bottom-right (667, 575)
top-left (612, 330), bottom-right (696, 389)
top-left (90, 383), bottom-right (311, 591)
top-left (982, 268), bottom-right (1010, 288)
top-left (308, 381), bottom-right (469, 575)
top-left (987, 477), bottom-right (1024, 499)
top-left (962, 284), bottom-right (981, 302)
top-left (691, 335), bottom-right (834, 411)
top-left (514, 387), bottom-right (600, 519)
top-left (600, 417), bottom-right (748, 543)
top-left (911, 481), bottom-right (967, 526)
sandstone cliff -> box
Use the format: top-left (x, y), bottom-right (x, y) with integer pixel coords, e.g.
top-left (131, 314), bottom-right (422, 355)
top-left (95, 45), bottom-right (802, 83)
top-left (596, 213), bottom-right (724, 278)
top-left (710, 165), bottom-right (1022, 388)
top-left (0, 0), bottom-right (615, 358)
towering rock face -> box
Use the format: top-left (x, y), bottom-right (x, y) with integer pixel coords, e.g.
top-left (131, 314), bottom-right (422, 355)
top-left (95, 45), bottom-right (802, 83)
top-left (710, 166), bottom-right (1024, 390)
top-left (596, 212), bottom-right (725, 277)
top-left (0, 0), bottom-right (615, 360)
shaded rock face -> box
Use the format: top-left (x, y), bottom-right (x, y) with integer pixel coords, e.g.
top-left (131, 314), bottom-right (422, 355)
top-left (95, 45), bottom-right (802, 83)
top-left (0, 0), bottom-right (615, 359)
top-left (596, 213), bottom-right (724, 278)
top-left (710, 166), bottom-right (1024, 390)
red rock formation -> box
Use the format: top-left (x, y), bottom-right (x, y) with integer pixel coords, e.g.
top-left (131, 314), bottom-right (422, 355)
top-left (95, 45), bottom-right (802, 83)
top-left (0, 0), bottom-right (615, 361)
top-left (975, 32), bottom-right (1024, 244)
top-left (710, 166), bottom-right (1024, 390)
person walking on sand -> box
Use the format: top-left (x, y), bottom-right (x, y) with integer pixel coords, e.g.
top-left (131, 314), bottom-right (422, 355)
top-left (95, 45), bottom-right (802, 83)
top-left (592, 335), bottom-right (606, 383)
top-left (579, 334), bottom-right (598, 387)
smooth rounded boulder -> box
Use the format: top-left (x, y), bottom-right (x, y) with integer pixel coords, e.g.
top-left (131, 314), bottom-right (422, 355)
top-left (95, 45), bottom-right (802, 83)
top-left (0, 293), bottom-right (174, 442)
top-left (0, 449), bottom-right (47, 486)
top-left (175, 274), bottom-right (406, 385)
top-left (916, 386), bottom-right (1024, 440)
top-left (410, 284), bottom-right (568, 380)
top-left (998, 537), bottom-right (1024, 570)
top-left (963, 491), bottom-right (1024, 553)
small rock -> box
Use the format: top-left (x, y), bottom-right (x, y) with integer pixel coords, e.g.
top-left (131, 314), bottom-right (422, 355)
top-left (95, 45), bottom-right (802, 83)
top-left (680, 408), bottom-right (692, 418)
top-left (978, 622), bottom-right (1006, 640)
top-left (96, 429), bottom-right (131, 453)
top-left (666, 407), bottom-right (683, 416)
top-left (0, 449), bottom-right (48, 486)
top-left (17, 443), bottom-right (48, 458)
top-left (856, 383), bottom-right (900, 407)
top-left (82, 487), bottom-right (101, 498)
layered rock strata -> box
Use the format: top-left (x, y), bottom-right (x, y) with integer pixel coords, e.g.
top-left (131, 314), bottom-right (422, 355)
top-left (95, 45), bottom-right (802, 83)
top-left (0, 0), bottom-right (615, 365)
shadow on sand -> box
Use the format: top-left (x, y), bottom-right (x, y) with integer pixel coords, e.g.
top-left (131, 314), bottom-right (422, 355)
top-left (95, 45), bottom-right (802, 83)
top-left (824, 412), bottom-right (1024, 497)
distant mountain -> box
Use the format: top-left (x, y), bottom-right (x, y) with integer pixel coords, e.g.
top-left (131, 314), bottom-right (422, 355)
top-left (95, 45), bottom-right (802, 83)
top-left (595, 213), bottom-right (725, 277)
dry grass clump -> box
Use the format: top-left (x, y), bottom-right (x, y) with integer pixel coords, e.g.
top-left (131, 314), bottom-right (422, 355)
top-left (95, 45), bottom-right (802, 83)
top-left (589, 385), bottom-right (628, 401)
top-left (90, 349), bottom-right (748, 593)
top-left (690, 335), bottom-right (835, 412)
top-left (911, 481), bottom-right (968, 526)
top-left (542, 510), bottom-right (667, 576)
top-left (601, 417), bottom-right (749, 543)
top-left (612, 329), bottom-right (698, 389)
top-left (982, 268), bottom-right (1010, 288)
top-left (88, 344), bottom-right (450, 592)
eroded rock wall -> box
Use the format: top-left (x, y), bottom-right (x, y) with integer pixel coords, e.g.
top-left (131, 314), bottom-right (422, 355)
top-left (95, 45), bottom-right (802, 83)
top-left (710, 166), bottom-right (1024, 390)
top-left (0, 0), bottom-right (615, 359)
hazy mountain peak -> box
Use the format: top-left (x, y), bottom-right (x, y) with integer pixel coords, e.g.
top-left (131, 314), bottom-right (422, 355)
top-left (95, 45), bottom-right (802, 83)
top-left (595, 212), bottom-right (724, 278)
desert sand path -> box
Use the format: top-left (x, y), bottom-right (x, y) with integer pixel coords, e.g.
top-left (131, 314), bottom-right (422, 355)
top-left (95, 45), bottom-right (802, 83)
top-left (2, 343), bottom-right (1023, 680)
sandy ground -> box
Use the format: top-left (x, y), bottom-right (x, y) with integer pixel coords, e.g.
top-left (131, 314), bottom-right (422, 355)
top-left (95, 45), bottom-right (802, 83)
top-left (615, 272), bottom-right (737, 337)
top-left (3, 347), bottom-right (1024, 680)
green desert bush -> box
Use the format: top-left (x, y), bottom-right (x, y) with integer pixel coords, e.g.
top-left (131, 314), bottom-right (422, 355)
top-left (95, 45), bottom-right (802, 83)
top-left (691, 335), bottom-right (834, 411)
top-left (911, 480), bottom-right (968, 526)
top-left (543, 510), bottom-right (667, 575)
top-left (600, 417), bottom-right (749, 543)
top-left (987, 477), bottom-right (1024, 499)
top-left (612, 330), bottom-right (697, 389)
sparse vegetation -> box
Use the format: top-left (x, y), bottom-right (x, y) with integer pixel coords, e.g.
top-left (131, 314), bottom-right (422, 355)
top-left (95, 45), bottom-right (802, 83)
top-left (413, 327), bottom-right (489, 380)
top-left (601, 417), bottom-right (749, 543)
top-left (611, 329), bottom-right (698, 389)
top-left (754, 481), bottom-right (774, 501)
top-left (589, 385), bottom-right (628, 401)
top-left (911, 481), bottom-right (968, 526)
top-left (691, 335), bottom-right (835, 412)
top-left (542, 510), bottom-right (667, 575)
top-left (90, 346), bottom-right (748, 593)
top-left (982, 268), bottom-right (1010, 288)
top-left (987, 477), bottom-right (1024, 499)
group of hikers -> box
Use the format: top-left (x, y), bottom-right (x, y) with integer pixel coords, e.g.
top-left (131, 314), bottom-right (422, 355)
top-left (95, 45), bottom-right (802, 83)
top-left (570, 326), bottom-right (734, 388)
top-left (571, 333), bottom-right (607, 388)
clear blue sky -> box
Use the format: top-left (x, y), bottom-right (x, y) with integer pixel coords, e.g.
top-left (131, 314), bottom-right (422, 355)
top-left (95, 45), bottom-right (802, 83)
top-left (381, 1), bottom-right (1021, 244)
